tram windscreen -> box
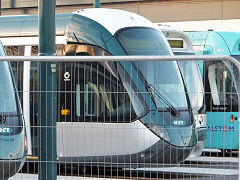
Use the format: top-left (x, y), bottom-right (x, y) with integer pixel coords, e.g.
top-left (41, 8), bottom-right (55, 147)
top-left (0, 62), bottom-right (17, 113)
top-left (178, 61), bottom-right (204, 112)
top-left (207, 61), bottom-right (238, 110)
top-left (116, 27), bottom-right (172, 55)
top-left (135, 61), bottom-right (188, 110)
top-left (116, 27), bottom-right (188, 110)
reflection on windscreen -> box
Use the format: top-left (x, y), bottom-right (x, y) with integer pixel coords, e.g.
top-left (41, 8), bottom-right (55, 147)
top-left (135, 61), bottom-right (188, 109)
top-left (208, 62), bottom-right (238, 106)
top-left (74, 62), bottom-right (148, 122)
top-left (0, 62), bottom-right (17, 113)
top-left (116, 27), bottom-right (172, 55)
top-left (178, 61), bottom-right (204, 111)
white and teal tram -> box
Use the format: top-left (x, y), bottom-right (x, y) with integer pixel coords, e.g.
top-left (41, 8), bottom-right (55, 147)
top-left (0, 41), bottom-right (27, 179)
top-left (158, 25), bottom-right (206, 157)
top-left (0, 8), bottom-right (197, 167)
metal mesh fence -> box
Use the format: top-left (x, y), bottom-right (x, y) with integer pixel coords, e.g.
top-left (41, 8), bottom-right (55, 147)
top-left (0, 56), bottom-right (239, 180)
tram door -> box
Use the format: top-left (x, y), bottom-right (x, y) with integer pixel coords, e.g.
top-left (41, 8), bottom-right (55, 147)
top-left (205, 61), bottom-right (239, 149)
top-left (57, 44), bottom-right (118, 157)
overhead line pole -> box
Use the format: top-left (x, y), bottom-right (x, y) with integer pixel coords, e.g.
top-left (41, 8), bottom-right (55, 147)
top-left (94, 0), bottom-right (101, 8)
top-left (38, 0), bottom-right (57, 180)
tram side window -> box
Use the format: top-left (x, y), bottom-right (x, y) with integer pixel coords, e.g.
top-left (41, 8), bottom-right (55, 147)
top-left (5, 46), bottom-right (24, 101)
top-left (74, 62), bottom-right (137, 123)
top-left (65, 44), bottom-right (111, 56)
top-left (0, 62), bottom-right (17, 113)
top-left (57, 45), bottom-right (64, 56)
top-left (60, 44), bottom-right (140, 122)
top-left (31, 46), bottom-right (38, 56)
top-left (5, 46), bottom-right (24, 56)
top-left (31, 45), bottom-right (64, 56)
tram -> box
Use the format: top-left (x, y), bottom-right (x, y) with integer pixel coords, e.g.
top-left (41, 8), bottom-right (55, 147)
top-left (0, 8), bottom-right (196, 166)
top-left (159, 25), bottom-right (206, 156)
top-left (0, 41), bottom-right (27, 179)
top-left (185, 31), bottom-right (240, 151)
top-left (158, 25), bottom-right (206, 157)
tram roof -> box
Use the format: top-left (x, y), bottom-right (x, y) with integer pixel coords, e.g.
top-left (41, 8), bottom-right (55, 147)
top-left (0, 8), bottom-right (159, 38)
top-left (73, 8), bottom-right (158, 35)
top-left (216, 31), bottom-right (240, 55)
top-left (185, 31), bottom-right (240, 55)
top-left (0, 14), bottom-right (71, 37)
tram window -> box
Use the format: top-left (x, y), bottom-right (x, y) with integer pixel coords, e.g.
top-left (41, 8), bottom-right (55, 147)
top-left (178, 61), bottom-right (204, 109)
top-left (65, 44), bottom-right (111, 56)
top-left (116, 28), bottom-right (171, 55)
top-left (5, 46), bottom-right (24, 56)
top-left (60, 44), bottom-right (147, 122)
top-left (208, 62), bottom-right (238, 106)
top-left (30, 62), bottom-right (38, 122)
top-left (31, 46), bottom-right (38, 56)
top-left (56, 44), bottom-right (64, 56)
top-left (74, 63), bottom-right (137, 123)
top-left (60, 48), bottom-right (146, 123)
top-left (5, 46), bottom-right (24, 100)
top-left (31, 45), bottom-right (65, 56)
top-left (0, 62), bottom-right (17, 113)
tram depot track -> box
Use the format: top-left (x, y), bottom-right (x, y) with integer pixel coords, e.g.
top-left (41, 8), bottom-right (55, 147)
top-left (19, 150), bottom-right (238, 179)
top-left (20, 161), bottom-right (212, 179)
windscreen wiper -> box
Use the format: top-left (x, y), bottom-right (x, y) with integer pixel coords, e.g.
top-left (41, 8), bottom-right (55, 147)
top-left (147, 84), bottom-right (180, 117)
top-left (73, 32), bottom-right (80, 44)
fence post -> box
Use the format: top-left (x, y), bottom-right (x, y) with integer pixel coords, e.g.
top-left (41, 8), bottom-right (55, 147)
top-left (38, 0), bottom-right (57, 180)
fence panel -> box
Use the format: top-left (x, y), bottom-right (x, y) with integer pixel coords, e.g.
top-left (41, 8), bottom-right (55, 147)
top-left (0, 55), bottom-right (239, 180)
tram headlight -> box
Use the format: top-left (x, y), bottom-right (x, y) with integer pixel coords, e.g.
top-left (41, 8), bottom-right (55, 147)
top-left (148, 124), bottom-right (171, 143)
